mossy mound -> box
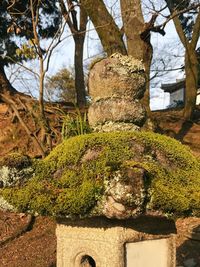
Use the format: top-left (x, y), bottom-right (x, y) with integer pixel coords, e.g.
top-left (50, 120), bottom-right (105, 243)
top-left (1, 132), bottom-right (200, 218)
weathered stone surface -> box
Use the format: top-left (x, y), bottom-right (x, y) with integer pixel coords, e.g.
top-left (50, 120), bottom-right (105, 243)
top-left (0, 153), bottom-right (34, 212)
top-left (126, 238), bottom-right (174, 267)
top-left (0, 196), bottom-right (16, 212)
top-left (0, 166), bottom-right (34, 188)
top-left (102, 196), bottom-right (127, 219)
top-left (0, 153), bottom-right (34, 188)
top-left (81, 148), bottom-right (102, 162)
top-left (89, 55), bottom-right (146, 101)
top-left (95, 167), bottom-right (147, 219)
top-left (92, 121), bottom-right (140, 132)
top-left (88, 98), bottom-right (146, 127)
top-left (185, 224), bottom-right (200, 241)
top-left (56, 217), bottom-right (176, 267)
top-left (88, 53), bottom-right (147, 130)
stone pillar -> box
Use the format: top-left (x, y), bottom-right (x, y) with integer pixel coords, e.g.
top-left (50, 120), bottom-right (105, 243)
top-left (88, 53), bottom-right (147, 132)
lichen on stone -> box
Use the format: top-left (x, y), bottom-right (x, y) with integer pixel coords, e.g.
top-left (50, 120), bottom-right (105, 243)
top-left (88, 53), bottom-right (147, 129)
top-left (1, 131), bottom-right (200, 218)
top-left (110, 53), bottom-right (145, 73)
top-left (0, 196), bottom-right (16, 212)
top-left (0, 153), bottom-right (35, 212)
top-left (92, 121), bottom-right (140, 132)
top-left (0, 153), bottom-right (34, 188)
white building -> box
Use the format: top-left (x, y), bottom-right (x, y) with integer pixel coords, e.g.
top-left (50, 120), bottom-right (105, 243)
top-left (161, 79), bottom-right (200, 108)
top-left (197, 88), bottom-right (200, 105)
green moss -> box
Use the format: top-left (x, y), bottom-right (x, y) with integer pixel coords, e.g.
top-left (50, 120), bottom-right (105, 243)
top-left (134, 131), bottom-right (198, 170)
top-left (0, 153), bottom-right (32, 169)
top-left (1, 131), bottom-right (200, 217)
top-left (133, 162), bottom-right (200, 216)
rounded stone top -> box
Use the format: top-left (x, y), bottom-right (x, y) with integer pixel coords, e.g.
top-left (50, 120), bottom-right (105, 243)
top-left (89, 53), bottom-right (146, 101)
top-left (1, 131), bottom-right (200, 219)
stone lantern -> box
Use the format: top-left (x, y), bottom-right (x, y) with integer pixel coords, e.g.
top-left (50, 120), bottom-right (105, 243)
top-left (2, 54), bottom-right (200, 267)
top-left (56, 54), bottom-right (177, 267)
top-left (56, 216), bottom-right (176, 267)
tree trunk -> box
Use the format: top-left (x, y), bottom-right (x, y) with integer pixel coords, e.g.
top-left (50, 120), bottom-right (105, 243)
top-left (59, 0), bottom-right (87, 107)
top-left (184, 49), bottom-right (198, 120)
top-left (74, 3), bottom-right (87, 108)
top-left (74, 35), bottom-right (87, 107)
top-left (165, 1), bottom-right (200, 120)
top-left (39, 57), bottom-right (52, 151)
top-left (81, 0), bottom-right (127, 55)
top-left (0, 63), bottom-right (18, 96)
top-left (120, 0), bottom-right (152, 114)
top-left (120, 0), bottom-right (144, 60)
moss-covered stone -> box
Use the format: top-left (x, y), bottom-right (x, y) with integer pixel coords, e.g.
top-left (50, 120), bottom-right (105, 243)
top-left (1, 132), bottom-right (200, 218)
top-left (0, 153), bottom-right (32, 169)
top-left (0, 153), bottom-right (34, 189)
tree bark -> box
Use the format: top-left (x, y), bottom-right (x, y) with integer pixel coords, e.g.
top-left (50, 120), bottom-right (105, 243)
top-left (120, 0), bottom-right (144, 60)
top-left (74, 3), bottom-right (87, 107)
top-left (81, 0), bottom-right (127, 55)
top-left (165, 0), bottom-right (200, 119)
top-left (0, 63), bottom-right (18, 96)
top-left (184, 49), bottom-right (198, 120)
top-left (59, 0), bottom-right (87, 107)
top-left (74, 35), bottom-right (87, 107)
top-left (120, 0), bottom-right (152, 114)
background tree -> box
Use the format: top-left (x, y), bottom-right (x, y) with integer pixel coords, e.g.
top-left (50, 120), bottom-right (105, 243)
top-left (45, 68), bottom-right (76, 103)
top-left (0, 1), bottom-right (22, 96)
top-left (81, 0), bottom-right (127, 55)
top-left (164, 0), bottom-right (200, 119)
top-left (0, 1), bottom-right (45, 154)
top-left (59, 0), bottom-right (88, 107)
top-left (120, 0), bottom-right (166, 113)
top-left (81, 0), bottom-right (167, 115)
top-left (197, 47), bottom-right (200, 85)
top-left (1, 0), bottom-right (62, 156)
top-left (80, 0), bottom-right (200, 117)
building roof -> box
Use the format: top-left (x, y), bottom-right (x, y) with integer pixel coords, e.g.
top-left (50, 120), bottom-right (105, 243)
top-left (161, 79), bottom-right (185, 93)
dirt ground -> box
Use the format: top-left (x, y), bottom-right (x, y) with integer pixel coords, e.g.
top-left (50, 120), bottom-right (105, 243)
top-left (176, 217), bottom-right (200, 266)
top-left (0, 212), bottom-right (200, 267)
top-left (0, 212), bottom-right (56, 267)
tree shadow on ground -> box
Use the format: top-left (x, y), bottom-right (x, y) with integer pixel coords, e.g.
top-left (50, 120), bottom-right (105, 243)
top-left (176, 224), bottom-right (200, 266)
top-left (175, 120), bottom-right (194, 142)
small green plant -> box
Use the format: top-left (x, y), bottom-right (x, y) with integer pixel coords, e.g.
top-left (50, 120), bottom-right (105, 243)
top-left (61, 108), bottom-right (91, 139)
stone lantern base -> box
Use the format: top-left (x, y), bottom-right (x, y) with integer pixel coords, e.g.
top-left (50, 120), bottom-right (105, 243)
top-left (56, 216), bottom-right (176, 267)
